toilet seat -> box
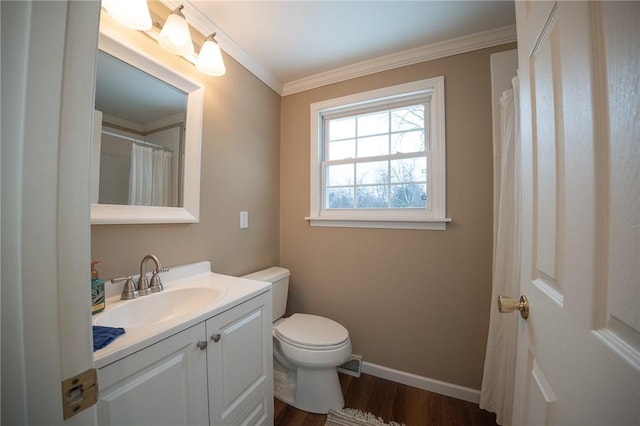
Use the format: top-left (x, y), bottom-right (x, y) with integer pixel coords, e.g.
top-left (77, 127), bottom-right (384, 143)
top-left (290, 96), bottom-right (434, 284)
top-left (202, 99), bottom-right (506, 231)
top-left (274, 313), bottom-right (349, 350)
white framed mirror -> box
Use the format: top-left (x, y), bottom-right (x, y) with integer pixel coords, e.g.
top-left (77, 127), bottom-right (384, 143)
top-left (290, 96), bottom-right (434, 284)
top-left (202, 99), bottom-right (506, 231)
top-left (91, 27), bottom-right (203, 224)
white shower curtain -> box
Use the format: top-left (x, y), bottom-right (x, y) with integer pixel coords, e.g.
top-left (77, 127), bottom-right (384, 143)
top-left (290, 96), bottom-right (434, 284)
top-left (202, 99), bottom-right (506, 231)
top-left (480, 76), bottom-right (521, 426)
top-left (129, 144), bottom-right (153, 205)
top-left (129, 144), bottom-right (173, 206)
top-left (151, 149), bottom-right (172, 206)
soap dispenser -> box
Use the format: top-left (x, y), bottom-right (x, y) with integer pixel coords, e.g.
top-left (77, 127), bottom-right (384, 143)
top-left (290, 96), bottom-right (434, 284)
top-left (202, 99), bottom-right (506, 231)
top-left (91, 261), bottom-right (105, 315)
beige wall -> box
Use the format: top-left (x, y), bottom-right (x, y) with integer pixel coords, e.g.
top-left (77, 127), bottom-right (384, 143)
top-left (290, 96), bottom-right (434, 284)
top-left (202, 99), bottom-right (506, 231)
top-left (91, 4), bottom-right (281, 281)
top-left (91, 11), bottom-right (513, 391)
top-left (280, 43), bottom-right (516, 390)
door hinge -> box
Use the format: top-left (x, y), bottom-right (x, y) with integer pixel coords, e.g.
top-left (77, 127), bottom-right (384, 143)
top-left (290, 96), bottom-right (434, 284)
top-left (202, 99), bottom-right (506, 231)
top-left (61, 368), bottom-right (98, 420)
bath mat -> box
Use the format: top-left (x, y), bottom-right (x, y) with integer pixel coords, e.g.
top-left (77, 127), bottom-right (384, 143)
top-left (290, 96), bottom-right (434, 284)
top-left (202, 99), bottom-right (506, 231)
top-left (325, 408), bottom-right (405, 426)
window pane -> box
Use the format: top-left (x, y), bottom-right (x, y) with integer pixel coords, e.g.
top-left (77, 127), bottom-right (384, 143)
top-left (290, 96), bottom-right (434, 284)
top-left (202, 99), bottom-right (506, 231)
top-left (327, 187), bottom-right (354, 208)
top-left (390, 157), bottom-right (427, 183)
top-left (313, 76), bottom-right (445, 221)
top-left (328, 139), bottom-right (355, 160)
top-left (326, 163), bottom-right (354, 186)
top-left (391, 105), bottom-right (424, 132)
top-left (357, 135), bottom-right (389, 158)
top-left (391, 130), bottom-right (425, 153)
top-left (356, 161), bottom-right (388, 185)
top-left (390, 183), bottom-right (426, 208)
top-left (357, 111), bottom-right (389, 137)
top-left (329, 117), bottom-right (355, 141)
top-left (356, 185), bottom-right (388, 208)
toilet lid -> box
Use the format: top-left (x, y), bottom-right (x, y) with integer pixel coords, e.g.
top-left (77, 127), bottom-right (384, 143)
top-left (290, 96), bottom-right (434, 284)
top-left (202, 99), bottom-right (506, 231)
top-left (274, 313), bottom-right (349, 349)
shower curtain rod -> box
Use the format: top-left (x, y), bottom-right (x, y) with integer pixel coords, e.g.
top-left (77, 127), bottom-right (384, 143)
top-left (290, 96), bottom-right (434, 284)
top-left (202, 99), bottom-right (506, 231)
top-left (101, 130), bottom-right (173, 152)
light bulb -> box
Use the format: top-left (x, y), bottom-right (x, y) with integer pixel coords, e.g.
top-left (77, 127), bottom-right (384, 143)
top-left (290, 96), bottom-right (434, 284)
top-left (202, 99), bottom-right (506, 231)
top-left (157, 6), bottom-right (195, 57)
top-left (196, 36), bottom-right (226, 76)
top-left (102, 0), bottom-right (152, 31)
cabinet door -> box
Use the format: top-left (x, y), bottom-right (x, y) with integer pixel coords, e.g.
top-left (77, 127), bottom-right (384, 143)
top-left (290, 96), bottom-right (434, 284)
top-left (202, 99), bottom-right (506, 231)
top-left (207, 291), bottom-right (274, 426)
top-left (97, 324), bottom-right (209, 426)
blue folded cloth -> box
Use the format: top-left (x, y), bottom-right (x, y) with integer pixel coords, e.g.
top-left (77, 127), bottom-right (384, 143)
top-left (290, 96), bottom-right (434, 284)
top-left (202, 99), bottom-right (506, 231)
top-left (93, 326), bottom-right (125, 352)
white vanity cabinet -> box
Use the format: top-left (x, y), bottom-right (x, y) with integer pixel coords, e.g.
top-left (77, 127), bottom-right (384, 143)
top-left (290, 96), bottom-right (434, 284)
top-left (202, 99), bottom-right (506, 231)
top-left (207, 291), bottom-right (273, 425)
top-left (96, 323), bottom-right (209, 426)
top-left (96, 291), bottom-right (273, 426)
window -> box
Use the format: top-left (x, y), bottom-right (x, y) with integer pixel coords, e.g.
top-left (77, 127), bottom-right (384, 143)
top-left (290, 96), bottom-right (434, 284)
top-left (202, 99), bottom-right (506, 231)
top-left (307, 77), bottom-right (450, 230)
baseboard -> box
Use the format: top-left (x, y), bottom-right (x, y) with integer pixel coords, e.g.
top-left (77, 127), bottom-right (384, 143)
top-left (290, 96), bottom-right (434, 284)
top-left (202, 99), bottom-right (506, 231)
top-left (361, 361), bottom-right (480, 404)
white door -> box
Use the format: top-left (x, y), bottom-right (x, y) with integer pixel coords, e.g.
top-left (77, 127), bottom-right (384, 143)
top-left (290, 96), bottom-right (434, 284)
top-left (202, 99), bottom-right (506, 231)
top-left (1, 1), bottom-right (100, 424)
top-left (511, 1), bottom-right (640, 424)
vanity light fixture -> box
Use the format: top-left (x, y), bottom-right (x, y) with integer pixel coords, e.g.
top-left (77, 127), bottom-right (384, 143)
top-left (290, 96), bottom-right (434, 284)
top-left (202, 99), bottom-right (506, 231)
top-left (157, 5), bottom-right (195, 57)
top-left (102, 1), bottom-right (225, 78)
top-left (195, 33), bottom-right (226, 76)
top-left (102, 0), bottom-right (152, 31)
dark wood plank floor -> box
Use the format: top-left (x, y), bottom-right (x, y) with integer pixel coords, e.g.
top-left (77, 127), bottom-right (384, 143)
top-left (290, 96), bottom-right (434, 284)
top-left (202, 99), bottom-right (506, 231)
top-left (274, 373), bottom-right (497, 426)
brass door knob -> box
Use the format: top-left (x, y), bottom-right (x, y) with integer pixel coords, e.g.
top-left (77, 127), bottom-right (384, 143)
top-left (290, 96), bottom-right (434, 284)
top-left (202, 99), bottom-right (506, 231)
top-left (498, 295), bottom-right (529, 319)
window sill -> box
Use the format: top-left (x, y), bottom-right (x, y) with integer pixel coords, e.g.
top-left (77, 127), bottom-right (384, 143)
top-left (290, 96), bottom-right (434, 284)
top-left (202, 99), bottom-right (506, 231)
top-left (305, 216), bottom-right (452, 230)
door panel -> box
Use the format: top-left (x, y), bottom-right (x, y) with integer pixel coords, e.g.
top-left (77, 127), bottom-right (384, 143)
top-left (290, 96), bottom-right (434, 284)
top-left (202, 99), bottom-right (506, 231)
top-left (514, 1), bottom-right (640, 424)
top-left (523, 357), bottom-right (557, 426)
top-left (597, 2), bottom-right (640, 365)
top-left (531, 3), bottom-right (562, 303)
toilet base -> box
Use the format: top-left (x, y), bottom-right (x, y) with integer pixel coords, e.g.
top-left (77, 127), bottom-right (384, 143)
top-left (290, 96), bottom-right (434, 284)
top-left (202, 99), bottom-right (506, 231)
top-left (274, 358), bottom-right (345, 414)
top-left (295, 366), bottom-right (344, 414)
top-left (273, 363), bottom-right (296, 406)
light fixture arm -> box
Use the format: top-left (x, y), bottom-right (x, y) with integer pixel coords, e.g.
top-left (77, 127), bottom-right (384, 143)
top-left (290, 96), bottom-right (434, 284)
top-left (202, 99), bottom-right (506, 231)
top-left (171, 5), bottom-right (187, 19)
top-left (201, 33), bottom-right (219, 50)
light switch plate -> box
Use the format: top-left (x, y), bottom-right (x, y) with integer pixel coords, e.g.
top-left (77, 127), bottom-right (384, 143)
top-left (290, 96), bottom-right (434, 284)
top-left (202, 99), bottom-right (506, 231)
top-left (240, 211), bottom-right (248, 228)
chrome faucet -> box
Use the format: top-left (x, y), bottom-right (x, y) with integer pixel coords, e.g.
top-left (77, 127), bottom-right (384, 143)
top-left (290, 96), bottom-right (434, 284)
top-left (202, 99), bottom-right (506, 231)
top-left (137, 254), bottom-right (169, 295)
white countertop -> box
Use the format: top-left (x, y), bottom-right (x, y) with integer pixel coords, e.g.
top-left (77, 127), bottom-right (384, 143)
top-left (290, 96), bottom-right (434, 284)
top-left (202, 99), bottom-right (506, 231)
top-left (92, 261), bottom-right (271, 369)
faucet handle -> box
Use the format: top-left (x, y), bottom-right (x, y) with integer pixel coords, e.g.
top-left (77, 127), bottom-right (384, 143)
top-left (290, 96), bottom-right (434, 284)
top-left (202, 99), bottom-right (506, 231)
top-left (111, 276), bottom-right (138, 300)
top-left (149, 271), bottom-right (164, 293)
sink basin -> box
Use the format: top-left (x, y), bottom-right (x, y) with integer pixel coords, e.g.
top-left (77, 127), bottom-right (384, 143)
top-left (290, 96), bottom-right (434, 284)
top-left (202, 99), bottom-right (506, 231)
top-left (94, 287), bottom-right (223, 329)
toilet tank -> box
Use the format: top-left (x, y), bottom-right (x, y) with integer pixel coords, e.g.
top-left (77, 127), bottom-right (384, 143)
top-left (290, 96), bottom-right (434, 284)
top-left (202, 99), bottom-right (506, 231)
top-left (242, 267), bottom-right (290, 322)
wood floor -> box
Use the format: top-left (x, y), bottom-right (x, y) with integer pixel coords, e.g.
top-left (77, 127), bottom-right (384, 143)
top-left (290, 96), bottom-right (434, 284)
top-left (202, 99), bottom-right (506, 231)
top-left (274, 373), bottom-right (497, 426)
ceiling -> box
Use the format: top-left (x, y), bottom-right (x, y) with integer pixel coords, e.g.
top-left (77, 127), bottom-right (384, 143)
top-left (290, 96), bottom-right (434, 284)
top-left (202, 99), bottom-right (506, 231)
top-left (162, 1), bottom-right (517, 95)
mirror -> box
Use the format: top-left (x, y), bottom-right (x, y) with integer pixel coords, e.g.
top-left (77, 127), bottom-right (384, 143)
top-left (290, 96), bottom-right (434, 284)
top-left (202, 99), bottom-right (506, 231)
top-left (94, 50), bottom-right (187, 208)
top-left (91, 30), bottom-right (203, 224)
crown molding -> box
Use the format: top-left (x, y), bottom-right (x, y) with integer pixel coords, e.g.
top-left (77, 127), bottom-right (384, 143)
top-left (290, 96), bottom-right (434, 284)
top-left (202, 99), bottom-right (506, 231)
top-left (160, 0), bottom-right (283, 94)
top-left (282, 25), bottom-right (517, 96)
top-left (159, 1), bottom-right (516, 97)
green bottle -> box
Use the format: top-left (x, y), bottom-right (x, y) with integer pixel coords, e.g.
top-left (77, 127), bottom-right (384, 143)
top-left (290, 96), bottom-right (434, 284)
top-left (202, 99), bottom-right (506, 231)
top-left (91, 261), bottom-right (105, 315)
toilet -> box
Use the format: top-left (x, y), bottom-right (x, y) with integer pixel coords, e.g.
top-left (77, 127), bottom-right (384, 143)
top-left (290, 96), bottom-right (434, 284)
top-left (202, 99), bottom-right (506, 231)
top-left (242, 267), bottom-right (352, 414)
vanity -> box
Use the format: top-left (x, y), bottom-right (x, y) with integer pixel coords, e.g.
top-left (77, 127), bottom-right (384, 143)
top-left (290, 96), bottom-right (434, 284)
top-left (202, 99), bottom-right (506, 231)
top-left (93, 262), bottom-right (274, 425)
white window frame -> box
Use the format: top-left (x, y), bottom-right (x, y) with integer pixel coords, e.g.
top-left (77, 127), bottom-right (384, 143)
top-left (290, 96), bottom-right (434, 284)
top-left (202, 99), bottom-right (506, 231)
top-left (307, 77), bottom-right (451, 230)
